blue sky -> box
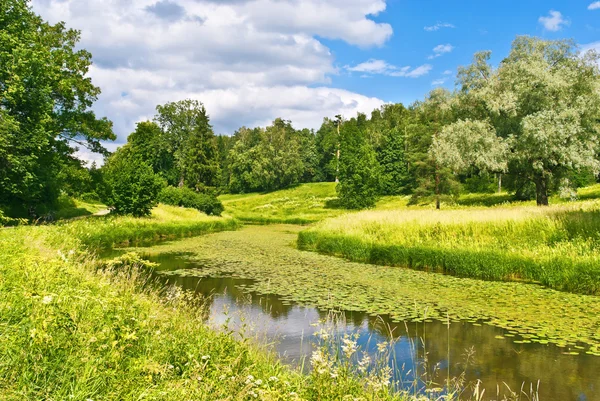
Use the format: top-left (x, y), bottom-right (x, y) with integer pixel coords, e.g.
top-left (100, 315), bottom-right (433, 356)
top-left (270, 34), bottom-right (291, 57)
top-left (327, 0), bottom-right (600, 105)
top-left (31, 0), bottom-right (599, 163)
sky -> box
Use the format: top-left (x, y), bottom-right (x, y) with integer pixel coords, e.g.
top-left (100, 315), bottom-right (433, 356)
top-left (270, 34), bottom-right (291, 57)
top-left (30, 0), bottom-right (600, 164)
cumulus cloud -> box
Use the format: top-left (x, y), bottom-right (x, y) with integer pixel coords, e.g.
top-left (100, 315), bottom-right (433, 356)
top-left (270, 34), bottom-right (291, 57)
top-left (539, 10), bottom-right (569, 32)
top-left (428, 44), bottom-right (454, 59)
top-left (588, 2), bottom-right (600, 10)
top-left (30, 0), bottom-right (392, 150)
top-left (424, 22), bottom-right (455, 32)
top-left (346, 59), bottom-right (432, 78)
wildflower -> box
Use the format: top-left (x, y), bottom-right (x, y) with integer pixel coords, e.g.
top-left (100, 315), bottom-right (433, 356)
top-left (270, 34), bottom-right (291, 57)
top-left (254, 379), bottom-right (263, 386)
top-left (310, 349), bottom-right (331, 375)
top-left (219, 374), bottom-right (226, 380)
top-left (376, 341), bottom-right (388, 353)
top-left (42, 295), bottom-right (53, 305)
top-left (341, 336), bottom-right (358, 358)
top-left (357, 355), bottom-right (370, 374)
top-left (268, 376), bottom-right (279, 382)
top-left (201, 355), bottom-right (210, 361)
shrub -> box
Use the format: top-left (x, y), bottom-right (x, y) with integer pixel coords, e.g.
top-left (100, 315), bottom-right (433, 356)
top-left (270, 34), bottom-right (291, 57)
top-left (158, 186), bottom-right (224, 216)
top-left (102, 151), bottom-right (165, 217)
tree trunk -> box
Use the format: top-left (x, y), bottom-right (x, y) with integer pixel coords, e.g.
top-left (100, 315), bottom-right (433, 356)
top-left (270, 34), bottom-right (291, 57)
top-left (497, 173), bottom-right (502, 194)
top-left (178, 175), bottom-right (185, 188)
top-left (335, 121), bottom-right (341, 183)
top-left (534, 175), bottom-right (549, 206)
top-left (435, 167), bottom-right (441, 210)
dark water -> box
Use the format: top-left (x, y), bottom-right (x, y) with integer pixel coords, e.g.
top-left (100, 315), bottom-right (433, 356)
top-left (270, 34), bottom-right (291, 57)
top-left (106, 250), bottom-right (600, 401)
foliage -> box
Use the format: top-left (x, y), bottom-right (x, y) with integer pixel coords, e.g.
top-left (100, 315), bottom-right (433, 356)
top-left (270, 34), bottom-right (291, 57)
top-left (451, 36), bottom-right (600, 205)
top-left (154, 100), bottom-right (219, 189)
top-left (0, 0), bottom-right (114, 216)
top-left (158, 186), bottom-right (224, 216)
top-left (102, 149), bottom-right (164, 217)
top-left (228, 119), bottom-right (305, 193)
top-left (337, 115), bottom-right (382, 209)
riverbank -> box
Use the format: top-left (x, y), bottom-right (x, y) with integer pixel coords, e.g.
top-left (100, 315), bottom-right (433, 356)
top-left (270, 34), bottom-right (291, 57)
top-left (0, 206), bottom-right (419, 401)
top-left (298, 201), bottom-right (600, 295)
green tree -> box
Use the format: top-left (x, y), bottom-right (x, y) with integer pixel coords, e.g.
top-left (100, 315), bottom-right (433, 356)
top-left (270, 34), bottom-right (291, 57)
top-left (452, 36), bottom-right (600, 205)
top-left (127, 121), bottom-right (178, 185)
top-left (337, 115), bottom-right (381, 209)
top-left (409, 89), bottom-right (460, 209)
top-left (154, 99), bottom-right (218, 189)
top-left (0, 0), bottom-right (114, 216)
top-left (102, 148), bottom-right (164, 217)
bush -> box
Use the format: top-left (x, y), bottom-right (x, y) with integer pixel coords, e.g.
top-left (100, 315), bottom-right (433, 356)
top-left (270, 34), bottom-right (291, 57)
top-left (102, 151), bottom-right (164, 217)
top-left (158, 186), bottom-right (224, 216)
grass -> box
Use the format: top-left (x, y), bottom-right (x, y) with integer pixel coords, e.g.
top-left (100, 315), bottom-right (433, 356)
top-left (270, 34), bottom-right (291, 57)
top-left (298, 200), bottom-right (600, 295)
top-left (55, 204), bottom-right (239, 250)
top-left (0, 205), bottom-right (439, 401)
top-left (220, 183), bottom-right (345, 224)
top-left (53, 198), bottom-right (107, 220)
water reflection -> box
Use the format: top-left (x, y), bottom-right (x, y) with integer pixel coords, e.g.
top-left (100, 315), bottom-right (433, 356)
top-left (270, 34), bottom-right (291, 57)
top-left (117, 251), bottom-right (599, 401)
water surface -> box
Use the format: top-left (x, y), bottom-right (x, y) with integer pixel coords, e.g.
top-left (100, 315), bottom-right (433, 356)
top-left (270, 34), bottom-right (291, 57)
top-left (106, 225), bottom-right (600, 400)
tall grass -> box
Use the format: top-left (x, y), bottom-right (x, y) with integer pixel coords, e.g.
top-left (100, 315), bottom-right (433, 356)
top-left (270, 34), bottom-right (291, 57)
top-left (54, 204), bottom-right (239, 250)
top-left (298, 202), bottom-right (600, 295)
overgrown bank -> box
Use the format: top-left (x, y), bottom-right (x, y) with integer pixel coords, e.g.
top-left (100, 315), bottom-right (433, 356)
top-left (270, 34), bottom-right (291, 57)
top-left (0, 207), bottom-right (422, 400)
top-left (298, 202), bottom-right (600, 295)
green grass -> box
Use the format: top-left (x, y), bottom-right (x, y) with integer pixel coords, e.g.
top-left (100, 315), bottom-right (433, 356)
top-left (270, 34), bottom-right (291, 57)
top-left (54, 204), bottom-right (240, 250)
top-left (54, 198), bottom-right (107, 220)
top-left (220, 183), bottom-right (345, 224)
top-left (298, 201), bottom-right (600, 295)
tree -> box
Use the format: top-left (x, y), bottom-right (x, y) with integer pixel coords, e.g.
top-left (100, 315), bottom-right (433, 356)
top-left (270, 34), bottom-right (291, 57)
top-left (228, 119), bottom-right (304, 193)
top-left (315, 118), bottom-right (338, 182)
top-left (154, 99), bottom-right (218, 189)
top-left (337, 115), bottom-right (381, 209)
top-left (127, 121), bottom-right (177, 185)
top-left (453, 37), bottom-right (600, 205)
top-left (409, 89), bottom-right (460, 209)
top-left (376, 104), bottom-right (411, 195)
top-left (102, 148), bottom-right (164, 217)
top-left (0, 0), bottom-right (114, 216)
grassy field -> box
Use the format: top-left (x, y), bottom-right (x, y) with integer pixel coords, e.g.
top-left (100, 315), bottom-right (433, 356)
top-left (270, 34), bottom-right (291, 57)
top-left (220, 183), bottom-right (345, 224)
top-left (0, 205), bottom-right (434, 401)
top-left (298, 200), bottom-right (600, 295)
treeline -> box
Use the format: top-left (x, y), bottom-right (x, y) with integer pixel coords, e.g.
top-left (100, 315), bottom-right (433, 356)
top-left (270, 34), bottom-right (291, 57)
top-left (2, 0), bottom-right (599, 219)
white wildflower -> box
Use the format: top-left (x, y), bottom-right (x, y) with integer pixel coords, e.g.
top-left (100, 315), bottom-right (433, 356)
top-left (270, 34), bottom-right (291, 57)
top-left (254, 379), bottom-right (263, 386)
top-left (42, 295), bottom-right (53, 305)
top-left (341, 336), bottom-right (358, 359)
top-left (201, 355), bottom-right (210, 361)
top-left (268, 376), bottom-right (278, 382)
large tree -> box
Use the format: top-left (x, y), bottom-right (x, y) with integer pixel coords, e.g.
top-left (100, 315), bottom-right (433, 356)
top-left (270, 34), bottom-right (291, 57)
top-left (337, 114), bottom-right (381, 209)
top-left (154, 99), bottom-right (218, 190)
top-left (0, 0), bottom-right (114, 216)
top-left (443, 36), bottom-right (600, 205)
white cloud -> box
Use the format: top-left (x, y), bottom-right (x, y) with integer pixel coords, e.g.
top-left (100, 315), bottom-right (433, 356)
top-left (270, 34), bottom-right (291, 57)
top-left (588, 2), bottom-right (600, 10)
top-left (431, 78), bottom-right (447, 86)
top-left (424, 22), bottom-right (455, 32)
top-left (443, 70), bottom-right (453, 75)
top-left (539, 10), bottom-right (569, 32)
top-left (30, 0), bottom-right (392, 152)
top-left (428, 44), bottom-right (454, 59)
top-left (346, 59), bottom-right (432, 78)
